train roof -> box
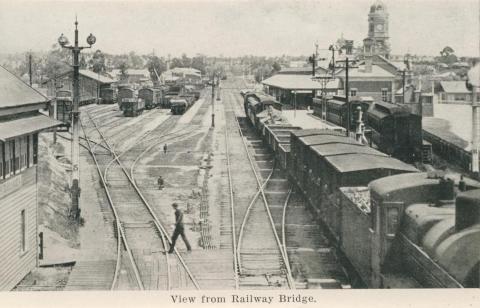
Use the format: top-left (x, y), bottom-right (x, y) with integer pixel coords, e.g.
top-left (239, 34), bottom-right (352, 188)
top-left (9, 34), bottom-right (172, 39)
top-left (326, 153), bottom-right (418, 173)
top-left (369, 172), bottom-right (433, 197)
top-left (369, 101), bottom-right (410, 117)
top-left (311, 142), bottom-right (388, 157)
top-left (299, 134), bottom-right (358, 146)
top-left (291, 129), bottom-right (344, 138)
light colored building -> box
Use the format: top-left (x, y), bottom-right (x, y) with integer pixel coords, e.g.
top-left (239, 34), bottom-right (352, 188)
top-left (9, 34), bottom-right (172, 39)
top-left (0, 65), bottom-right (61, 290)
top-left (436, 81), bottom-right (480, 104)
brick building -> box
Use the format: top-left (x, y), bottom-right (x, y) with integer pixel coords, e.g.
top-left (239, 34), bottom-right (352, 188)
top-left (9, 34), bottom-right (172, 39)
top-left (0, 65), bottom-right (61, 290)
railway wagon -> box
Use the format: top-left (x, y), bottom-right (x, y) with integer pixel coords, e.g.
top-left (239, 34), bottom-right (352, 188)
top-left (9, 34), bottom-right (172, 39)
top-left (99, 87), bottom-right (116, 104)
top-left (122, 98), bottom-right (145, 117)
top-left (289, 129), bottom-right (345, 185)
top-left (264, 125), bottom-right (300, 153)
top-left (56, 90), bottom-right (73, 129)
top-left (366, 101), bottom-right (423, 163)
top-left (170, 98), bottom-right (190, 115)
top-left (138, 87), bottom-right (162, 109)
top-left (117, 86), bottom-right (135, 110)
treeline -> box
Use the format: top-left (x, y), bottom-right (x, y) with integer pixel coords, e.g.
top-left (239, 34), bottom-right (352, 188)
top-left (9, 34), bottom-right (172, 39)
top-left (1, 44), bottom-right (310, 84)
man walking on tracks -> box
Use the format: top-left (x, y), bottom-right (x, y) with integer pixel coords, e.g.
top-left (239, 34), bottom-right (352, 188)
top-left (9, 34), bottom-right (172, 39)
top-left (164, 143), bottom-right (168, 154)
top-left (168, 203), bottom-right (192, 253)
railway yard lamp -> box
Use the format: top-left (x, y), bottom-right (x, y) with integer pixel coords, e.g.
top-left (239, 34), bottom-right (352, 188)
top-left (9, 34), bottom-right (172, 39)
top-left (58, 18), bottom-right (96, 220)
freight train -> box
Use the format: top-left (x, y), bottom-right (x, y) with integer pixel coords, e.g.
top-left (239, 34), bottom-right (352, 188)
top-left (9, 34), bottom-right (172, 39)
top-left (122, 98), bottom-right (145, 117)
top-left (243, 90), bottom-right (479, 288)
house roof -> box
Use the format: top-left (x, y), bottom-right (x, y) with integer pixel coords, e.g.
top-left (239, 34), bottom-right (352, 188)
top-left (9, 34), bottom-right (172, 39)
top-left (42, 69), bottom-right (115, 84)
top-left (263, 74), bottom-right (340, 90)
top-left (0, 65), bottom-right (49, 109)
top-left (336, 64), bottom-right (396, 78)
top-left (439, 81), bottom-right (470, 94)
top-left (278, 67), bottom-right (312, 74)
top-left (0, 114), bottom-right (62, 141)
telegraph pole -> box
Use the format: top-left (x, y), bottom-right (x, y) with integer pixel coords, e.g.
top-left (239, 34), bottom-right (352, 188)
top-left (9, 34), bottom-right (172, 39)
top-left (28, 52), bottom-right (33, 86)
top-left (345, 57), bottom-right (350, 137)
top-left (58, 19), bottom-right (96, 220)
top-left (402, 69), bottom-right (406, 104)
top-left (211, 74), bottom-right (215, 127)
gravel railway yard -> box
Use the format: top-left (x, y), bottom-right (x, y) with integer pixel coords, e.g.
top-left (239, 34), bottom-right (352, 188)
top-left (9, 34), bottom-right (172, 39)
top-left (20, 77), bottom-right (352, 291)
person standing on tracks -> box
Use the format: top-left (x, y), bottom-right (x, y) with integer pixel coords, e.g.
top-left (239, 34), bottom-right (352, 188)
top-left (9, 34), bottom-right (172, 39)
top-left (158, 176), bottom-right (164, 190)
top-left (168, 203), bottom-right (192, 253)
top-left (164, 143), bottom-right (168, 155)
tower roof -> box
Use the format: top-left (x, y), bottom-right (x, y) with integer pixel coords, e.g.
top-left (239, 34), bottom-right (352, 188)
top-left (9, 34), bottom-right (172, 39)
top-left (370, 0), bottom-right (387, 13)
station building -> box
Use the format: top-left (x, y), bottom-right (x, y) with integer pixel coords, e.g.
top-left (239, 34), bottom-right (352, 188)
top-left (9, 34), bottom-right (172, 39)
top-left (42, 69), bottom-right (115, 103)
top-left (0, 65), bottom-right (61, 290)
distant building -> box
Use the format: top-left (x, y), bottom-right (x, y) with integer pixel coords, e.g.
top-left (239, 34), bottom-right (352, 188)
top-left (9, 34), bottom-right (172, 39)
top-left (262, 74), bottom-right (340, 107)
top-left (41, 69), bottom-right (115, 103)
top-left (435, 81), bottom-right (480, 104)
top-left (0, 66), bottom-right (61, 290)
top-left (161, 67), bottom-right (202, 85)
top-left (108, 69), bottom-right (151, 84)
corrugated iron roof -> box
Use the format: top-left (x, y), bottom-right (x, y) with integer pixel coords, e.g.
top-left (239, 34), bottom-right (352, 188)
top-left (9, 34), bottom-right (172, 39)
top-left (262, 74), bottom-right (324, 90)
top-left (439, 81), bottom-right (470, 94)
top-left (78, 70), bottom-right (115, 84)
top-left (0, 114), bottom-right (62, 141)
top-left (0, 65), bottom-right (49, 109)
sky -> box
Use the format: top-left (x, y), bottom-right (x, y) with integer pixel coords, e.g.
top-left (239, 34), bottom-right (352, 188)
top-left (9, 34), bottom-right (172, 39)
top-left (0, 0), bottom-right (478, 57)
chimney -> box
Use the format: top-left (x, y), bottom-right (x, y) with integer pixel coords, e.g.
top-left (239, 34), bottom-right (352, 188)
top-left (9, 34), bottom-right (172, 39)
top-left (365, 55), bottom-right (373, 73)
top-left (455, 190), bottom-right (480, 231)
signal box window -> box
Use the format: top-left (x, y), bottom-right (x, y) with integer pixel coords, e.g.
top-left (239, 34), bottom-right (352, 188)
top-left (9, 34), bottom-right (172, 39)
top-left (350, 89), bottom-right (357, 97)
top-left (381, 89), bottom-right (388, 102)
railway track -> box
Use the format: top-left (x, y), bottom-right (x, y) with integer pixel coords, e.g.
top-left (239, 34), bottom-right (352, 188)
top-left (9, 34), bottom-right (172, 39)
top-left (227, 77), bottom-right (351, 289)
top-left (223, 84), bottom-right (294, 289)
top-left (80, 110), bottom-right (200, 290)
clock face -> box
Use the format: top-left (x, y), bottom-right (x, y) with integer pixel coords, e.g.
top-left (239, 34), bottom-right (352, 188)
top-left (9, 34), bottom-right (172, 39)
top-left (376, 24), bottom-right (384, 31)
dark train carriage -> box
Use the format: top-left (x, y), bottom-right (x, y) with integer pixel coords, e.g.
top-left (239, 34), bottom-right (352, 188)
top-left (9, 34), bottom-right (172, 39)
top-left (138, 87), bottom-right (162, 109)
top-left (325, 96), bottom-right (372, 131)
top-left (122, 98), bottom-right (145, 117)
top-left (170, 98), bottom-right (189, 115)
top-left (117, 86), bottom-right (135, 110)
top-left (366, 101), bottom-right (421, 162)
top-left (99, 87), bottom-right (115, 104)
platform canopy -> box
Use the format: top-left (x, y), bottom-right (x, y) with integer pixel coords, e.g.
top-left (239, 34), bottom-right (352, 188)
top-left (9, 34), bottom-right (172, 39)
top-left (0, 114), bottom-right (62, 141)
top-left (262, 74), bottom-right (336, 90)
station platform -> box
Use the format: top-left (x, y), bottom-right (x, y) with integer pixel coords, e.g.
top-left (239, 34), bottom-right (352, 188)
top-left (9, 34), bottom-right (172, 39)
top-left (282, 109), bottom-right (344, 131)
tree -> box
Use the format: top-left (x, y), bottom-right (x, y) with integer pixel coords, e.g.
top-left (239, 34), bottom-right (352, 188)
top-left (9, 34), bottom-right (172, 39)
top-left (147, 55), bottom-right (167, 83)
top-left (89, 50), bottom-right (106, 73)
top-left (43, 43), bottom-right (71, 79)
top-left (128, 51), bottom-right (143, 69)
top-left (119, 61), bottom-right (129, 81)
top-left (438, 46), bottom-right (457, 65)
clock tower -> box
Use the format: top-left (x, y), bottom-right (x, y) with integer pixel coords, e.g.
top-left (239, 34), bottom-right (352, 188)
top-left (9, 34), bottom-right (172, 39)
top-left (365, 0), bottom-right (390, 58)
